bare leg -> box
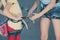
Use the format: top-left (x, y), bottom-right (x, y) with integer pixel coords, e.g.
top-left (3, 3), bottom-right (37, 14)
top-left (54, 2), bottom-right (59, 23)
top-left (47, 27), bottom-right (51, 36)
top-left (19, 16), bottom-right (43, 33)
top-left (52, 19), bottom-right (60, 40)
top-left (40, 18), bottom-right (50, 40)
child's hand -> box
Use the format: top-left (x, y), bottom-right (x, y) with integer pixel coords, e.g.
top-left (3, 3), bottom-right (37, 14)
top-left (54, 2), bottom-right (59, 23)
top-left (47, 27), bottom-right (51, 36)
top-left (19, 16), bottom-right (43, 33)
top-left (27, 10), bottom-right (33, 17)
top-left (30, 13), bottom-right (40, 21)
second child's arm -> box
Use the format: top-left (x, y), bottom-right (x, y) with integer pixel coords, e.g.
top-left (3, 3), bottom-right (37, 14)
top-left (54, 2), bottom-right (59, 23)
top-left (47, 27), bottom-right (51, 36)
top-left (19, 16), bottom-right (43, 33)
top-left (27, 1), bottom-right (38, 17)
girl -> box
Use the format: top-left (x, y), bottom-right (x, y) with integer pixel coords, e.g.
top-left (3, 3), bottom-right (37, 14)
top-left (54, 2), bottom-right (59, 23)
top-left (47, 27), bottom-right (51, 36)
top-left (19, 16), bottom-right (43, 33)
top-left (28, 0), bottom-right (60, 40)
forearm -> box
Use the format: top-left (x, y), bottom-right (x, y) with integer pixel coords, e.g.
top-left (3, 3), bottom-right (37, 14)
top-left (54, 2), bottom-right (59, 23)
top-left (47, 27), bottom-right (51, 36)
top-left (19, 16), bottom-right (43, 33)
top-left (30, 2), bottom-right (37, 12)
top-left (28, 1), bottom-right (37, 16)
top-left (38, 1), bottom-right (56, 17)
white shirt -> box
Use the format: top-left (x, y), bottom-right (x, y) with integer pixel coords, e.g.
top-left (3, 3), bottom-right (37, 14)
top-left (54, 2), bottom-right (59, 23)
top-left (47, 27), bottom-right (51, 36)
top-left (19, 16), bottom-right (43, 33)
top-left (40, 0), bottom-right (50, 4)
top-left (40, 0), bottom-right (60, 7)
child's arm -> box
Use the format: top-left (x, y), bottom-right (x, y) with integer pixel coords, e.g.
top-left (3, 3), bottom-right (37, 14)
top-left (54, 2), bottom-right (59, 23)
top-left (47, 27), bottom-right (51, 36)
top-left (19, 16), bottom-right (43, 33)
top-left (27, 1), bottom-right (38, 17)
top-left (30, 0), bottom-right (56, 21)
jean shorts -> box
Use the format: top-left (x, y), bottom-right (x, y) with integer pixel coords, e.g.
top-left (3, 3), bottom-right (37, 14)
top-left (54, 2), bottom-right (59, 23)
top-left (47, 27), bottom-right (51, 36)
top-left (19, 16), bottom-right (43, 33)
top-left (41, 3), bottom-right (60, 19)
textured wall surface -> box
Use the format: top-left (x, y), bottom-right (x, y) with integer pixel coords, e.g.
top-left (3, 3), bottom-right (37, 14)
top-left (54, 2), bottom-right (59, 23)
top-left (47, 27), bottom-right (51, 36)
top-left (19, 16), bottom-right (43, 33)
top-left (0, 0), bottom-right (55, 40)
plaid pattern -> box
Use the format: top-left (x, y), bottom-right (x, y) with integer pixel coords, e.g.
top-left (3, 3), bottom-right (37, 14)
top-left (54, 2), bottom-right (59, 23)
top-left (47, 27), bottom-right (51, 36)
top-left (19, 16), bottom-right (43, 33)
top-left (0, 23), bottom-right (8, 37)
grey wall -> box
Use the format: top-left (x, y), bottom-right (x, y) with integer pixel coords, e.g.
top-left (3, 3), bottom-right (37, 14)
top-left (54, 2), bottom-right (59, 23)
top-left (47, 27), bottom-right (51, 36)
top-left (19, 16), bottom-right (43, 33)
top-left (0, 0), bottom-right (55, 40)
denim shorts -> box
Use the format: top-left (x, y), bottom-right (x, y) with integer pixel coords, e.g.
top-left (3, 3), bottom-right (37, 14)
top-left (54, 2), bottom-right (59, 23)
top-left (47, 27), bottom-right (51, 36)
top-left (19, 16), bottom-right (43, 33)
top-left (41, 3), bottom-right (60, 19)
